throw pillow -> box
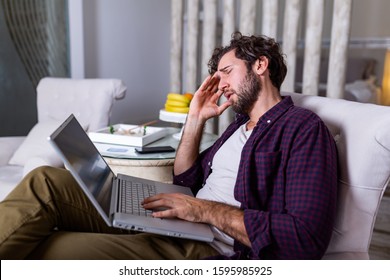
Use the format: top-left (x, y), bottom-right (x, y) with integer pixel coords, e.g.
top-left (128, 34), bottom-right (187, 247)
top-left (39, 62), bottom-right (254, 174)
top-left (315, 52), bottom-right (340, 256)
top-left (8, 120), bottom-right (64, 166)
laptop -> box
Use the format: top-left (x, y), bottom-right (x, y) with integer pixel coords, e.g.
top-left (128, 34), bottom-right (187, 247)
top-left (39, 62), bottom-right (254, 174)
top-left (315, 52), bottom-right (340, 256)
top-left (48, 114), bottom-right (214, 242)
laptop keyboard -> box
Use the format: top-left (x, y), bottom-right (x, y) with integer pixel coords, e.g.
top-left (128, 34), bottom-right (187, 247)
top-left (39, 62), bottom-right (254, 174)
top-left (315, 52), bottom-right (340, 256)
top-left (120, 180), bottom-right (156, 217)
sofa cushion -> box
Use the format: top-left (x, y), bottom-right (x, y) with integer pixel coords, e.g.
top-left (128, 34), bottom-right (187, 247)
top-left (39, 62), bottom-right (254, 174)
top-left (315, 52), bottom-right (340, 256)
top-left (0, 137), bottom-right (25, 166)
top-left (8, 120), bottom-right (64, 167)
top-left (23, 157), bottom-right (64, 177)
top-left (37, 78), bottom-right (126, 132)
top-left (0, 165), bottom-right (24, 200)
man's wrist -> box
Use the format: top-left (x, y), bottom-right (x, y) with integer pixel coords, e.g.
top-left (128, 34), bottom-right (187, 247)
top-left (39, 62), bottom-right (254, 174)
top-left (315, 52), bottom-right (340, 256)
top-left (183, 115), bottom-right (206, 134)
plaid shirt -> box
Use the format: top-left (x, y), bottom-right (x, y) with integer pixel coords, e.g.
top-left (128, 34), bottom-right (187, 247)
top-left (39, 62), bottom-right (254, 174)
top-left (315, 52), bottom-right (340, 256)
top-left (173, 96), bottom-right (338, 259)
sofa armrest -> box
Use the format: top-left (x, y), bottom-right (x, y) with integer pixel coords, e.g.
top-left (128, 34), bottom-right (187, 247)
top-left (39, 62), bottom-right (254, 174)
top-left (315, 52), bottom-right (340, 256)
top-left (0, 136), bottom-right (26, 166)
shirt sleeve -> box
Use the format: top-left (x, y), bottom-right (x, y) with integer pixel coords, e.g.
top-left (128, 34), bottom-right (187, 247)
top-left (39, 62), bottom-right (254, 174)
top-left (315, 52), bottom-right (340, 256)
top-left (172, 158), bottom-right (203, 188)
top-left (172, 146), bottom-right (213, 194)
top-left (243, 117), bottom-right (338, 259)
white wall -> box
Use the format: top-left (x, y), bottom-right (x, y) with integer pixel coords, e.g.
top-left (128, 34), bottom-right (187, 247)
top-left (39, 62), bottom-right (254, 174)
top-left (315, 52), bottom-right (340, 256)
top-left (83, 0), bottom-right (171, 125)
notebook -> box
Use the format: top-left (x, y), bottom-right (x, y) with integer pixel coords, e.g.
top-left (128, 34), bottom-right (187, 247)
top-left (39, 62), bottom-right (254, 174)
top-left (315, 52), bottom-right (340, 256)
top-left (48, 114), bottom-right (214, 242)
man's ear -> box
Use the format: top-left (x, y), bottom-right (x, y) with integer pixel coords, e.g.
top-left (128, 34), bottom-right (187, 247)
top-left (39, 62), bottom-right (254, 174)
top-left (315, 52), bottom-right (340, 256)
top-left (254, 56), bottom-right (269, 75)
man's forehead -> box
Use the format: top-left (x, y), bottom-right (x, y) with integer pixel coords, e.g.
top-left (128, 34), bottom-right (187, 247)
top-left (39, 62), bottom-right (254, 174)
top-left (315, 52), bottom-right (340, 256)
top-left (218, 50), bottom-right (239, 71)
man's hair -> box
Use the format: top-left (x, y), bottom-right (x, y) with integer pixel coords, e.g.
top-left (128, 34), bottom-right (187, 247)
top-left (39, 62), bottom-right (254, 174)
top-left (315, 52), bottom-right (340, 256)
top-left (208, 32), bottom-right (287, 90)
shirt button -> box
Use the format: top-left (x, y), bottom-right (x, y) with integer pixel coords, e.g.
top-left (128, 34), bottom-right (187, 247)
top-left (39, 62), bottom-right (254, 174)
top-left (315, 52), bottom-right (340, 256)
top-left (267, 119), bottom-right (271, 123)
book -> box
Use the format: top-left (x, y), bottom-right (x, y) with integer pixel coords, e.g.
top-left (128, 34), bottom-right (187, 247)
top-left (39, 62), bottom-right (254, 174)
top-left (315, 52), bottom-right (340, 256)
top-left (88, 124), bottom-right (168, 147)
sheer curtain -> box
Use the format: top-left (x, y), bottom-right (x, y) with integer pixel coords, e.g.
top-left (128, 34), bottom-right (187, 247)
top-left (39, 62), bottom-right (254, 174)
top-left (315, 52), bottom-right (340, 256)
top-left (0, 0), bottom-right (69, 136)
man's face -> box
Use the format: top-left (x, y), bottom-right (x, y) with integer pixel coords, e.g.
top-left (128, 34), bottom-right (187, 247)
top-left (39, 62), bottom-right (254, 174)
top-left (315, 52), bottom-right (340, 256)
top-left (230, 69), bottom-right (261, 114)
top-left (217, 50), bottom-right (261, 114)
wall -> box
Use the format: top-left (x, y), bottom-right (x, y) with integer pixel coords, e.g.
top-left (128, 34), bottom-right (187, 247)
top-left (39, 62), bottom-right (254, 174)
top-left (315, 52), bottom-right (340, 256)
top-left (79, 0), bottom-right (390, 128)
top-left (293, 0), bottom-right (390, 84)
top-left (350, 0), bottom-right (390, 38)
top-left (349, 0), bottom-right (390, 82)
top-left (83, 0), bottom-right (171, 125)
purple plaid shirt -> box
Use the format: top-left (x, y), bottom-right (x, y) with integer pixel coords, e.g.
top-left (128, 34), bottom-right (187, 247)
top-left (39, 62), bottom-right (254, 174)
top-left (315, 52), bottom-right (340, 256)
top-left (173, 96), bottom-right (338, 259)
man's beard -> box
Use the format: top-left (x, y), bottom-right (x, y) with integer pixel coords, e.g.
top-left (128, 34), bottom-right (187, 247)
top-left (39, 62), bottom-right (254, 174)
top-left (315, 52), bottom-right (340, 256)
top-left (230, 69), bottom-right (261, 114)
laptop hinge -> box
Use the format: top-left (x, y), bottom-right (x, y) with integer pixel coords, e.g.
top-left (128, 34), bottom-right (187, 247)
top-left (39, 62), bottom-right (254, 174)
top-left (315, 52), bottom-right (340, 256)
top-left (110, 177), bottom-right (120, 216)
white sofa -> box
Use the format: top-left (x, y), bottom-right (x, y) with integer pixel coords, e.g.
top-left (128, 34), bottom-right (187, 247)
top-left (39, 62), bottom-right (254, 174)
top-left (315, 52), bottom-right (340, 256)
top-left (1, 88), bottom-right (389, 259)
top-left (285, 92), bottom-right (390, 259)
top-left (0, 77), bottom-right (126, 200)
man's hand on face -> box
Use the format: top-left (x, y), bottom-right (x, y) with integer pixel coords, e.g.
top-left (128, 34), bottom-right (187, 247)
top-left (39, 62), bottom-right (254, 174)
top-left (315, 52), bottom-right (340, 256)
top-left (189, 74), bottom-right (232, 122)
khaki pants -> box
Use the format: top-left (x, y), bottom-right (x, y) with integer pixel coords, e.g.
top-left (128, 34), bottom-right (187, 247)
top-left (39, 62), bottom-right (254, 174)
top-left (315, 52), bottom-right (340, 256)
top-left (0, 166), bottom-right (217, 259)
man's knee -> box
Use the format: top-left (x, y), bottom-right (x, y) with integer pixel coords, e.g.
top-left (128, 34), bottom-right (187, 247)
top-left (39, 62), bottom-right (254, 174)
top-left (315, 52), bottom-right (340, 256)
top-left (27, 232), bottom-right (98, 259)
top-left (8, 166), bottom-right (76, 201)
top-left (25, 166), bottom-right (67, 180)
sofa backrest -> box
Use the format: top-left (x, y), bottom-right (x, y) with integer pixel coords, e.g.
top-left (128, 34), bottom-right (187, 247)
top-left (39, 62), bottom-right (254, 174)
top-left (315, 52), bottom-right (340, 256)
top-left (285, 92), bottom-right (390, 259)
top-left (37, 77), bottom-right (127, 131)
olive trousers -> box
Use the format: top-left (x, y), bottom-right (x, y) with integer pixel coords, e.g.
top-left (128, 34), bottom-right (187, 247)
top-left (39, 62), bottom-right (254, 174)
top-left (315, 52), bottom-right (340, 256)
top-left (0, 166), bottom-right (217, 259)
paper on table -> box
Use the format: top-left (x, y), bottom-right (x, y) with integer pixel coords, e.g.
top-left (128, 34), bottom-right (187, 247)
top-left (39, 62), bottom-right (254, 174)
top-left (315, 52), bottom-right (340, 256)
top-left (93, 143), bottom-right (138, 158)
top-left (93, 142), bottom-right (176, 160)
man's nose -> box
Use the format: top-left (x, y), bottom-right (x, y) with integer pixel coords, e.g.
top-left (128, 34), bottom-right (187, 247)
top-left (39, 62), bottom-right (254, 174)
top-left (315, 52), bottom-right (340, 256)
top-left (218, 78), bottom-right (228, 91)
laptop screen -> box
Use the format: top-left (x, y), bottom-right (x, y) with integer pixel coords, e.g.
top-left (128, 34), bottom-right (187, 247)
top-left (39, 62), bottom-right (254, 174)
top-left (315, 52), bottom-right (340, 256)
top-left (49, 115), bottom-right (114, 218)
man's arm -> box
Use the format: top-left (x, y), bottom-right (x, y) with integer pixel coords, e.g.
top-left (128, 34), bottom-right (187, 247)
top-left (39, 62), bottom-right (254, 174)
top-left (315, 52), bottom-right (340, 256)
top-left (174, 74), bottom-right (231, 175)
top-left (143, 75), bottom-right (241, 243)
top-left (173, 116), bottom-right (206, 175)
top-left (142, 193), bottom-right (251, 247)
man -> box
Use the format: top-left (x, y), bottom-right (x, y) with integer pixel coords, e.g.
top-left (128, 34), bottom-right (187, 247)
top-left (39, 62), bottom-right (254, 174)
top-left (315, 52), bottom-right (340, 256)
top-left (0, 32), bottom-right (337, 259)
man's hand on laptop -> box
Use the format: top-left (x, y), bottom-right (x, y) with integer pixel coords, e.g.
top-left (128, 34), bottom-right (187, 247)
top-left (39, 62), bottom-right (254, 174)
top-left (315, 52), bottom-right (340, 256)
top-left (142, 193), bottom-right (205, 222)
top-left (142, 193), bottom-right (251, 247)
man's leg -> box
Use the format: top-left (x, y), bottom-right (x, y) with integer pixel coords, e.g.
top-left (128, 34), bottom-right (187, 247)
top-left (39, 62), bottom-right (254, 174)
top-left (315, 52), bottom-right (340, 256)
top-left (27, 232), bottom-right (218, 259)
top-left (0, 166), bottom-right (123, 259)
top-left (0, 166), bottom-right (218, 259)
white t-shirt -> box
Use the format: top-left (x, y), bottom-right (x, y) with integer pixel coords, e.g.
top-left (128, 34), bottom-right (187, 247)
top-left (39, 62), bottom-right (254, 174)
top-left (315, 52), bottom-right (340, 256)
top-left (196, 123), bottom-right (252, 255)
